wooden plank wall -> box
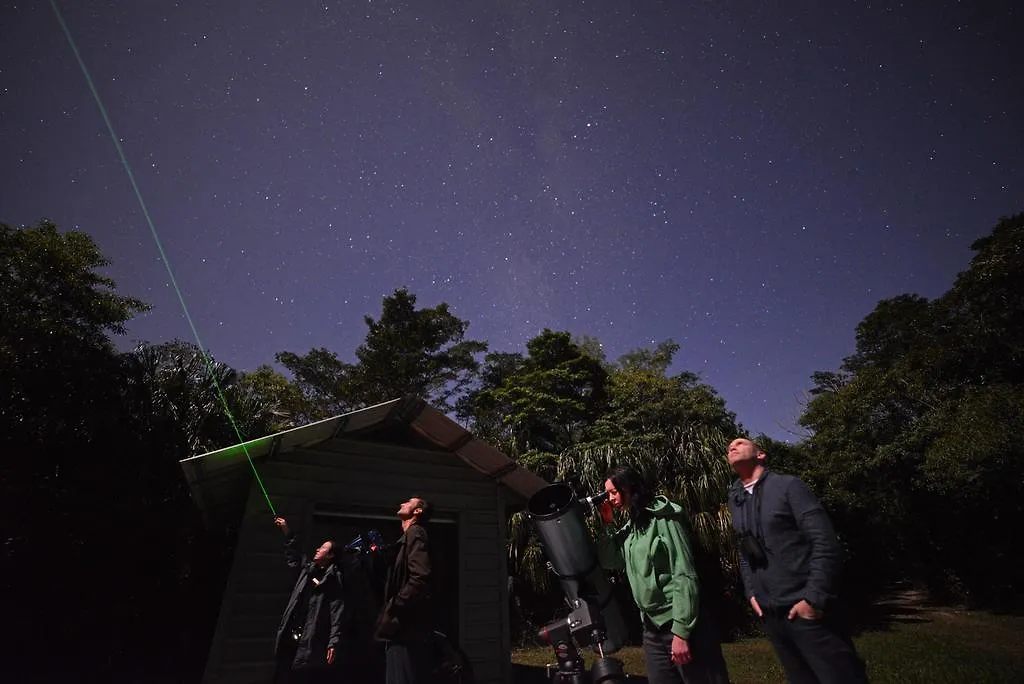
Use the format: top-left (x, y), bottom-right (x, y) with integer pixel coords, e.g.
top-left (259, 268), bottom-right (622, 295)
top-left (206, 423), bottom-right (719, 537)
top-left (201, 438), bottom-right (512, 684)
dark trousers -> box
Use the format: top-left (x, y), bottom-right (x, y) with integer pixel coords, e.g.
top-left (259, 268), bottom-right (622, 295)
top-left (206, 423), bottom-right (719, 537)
top-left (273, 639), bottom-right (342, 684)
top-left (385, 635), bottom-right (434, 684)
top-left (642, 618), bottom-right (730, 684)
top-left (762, 607), bottom-right (868, 684)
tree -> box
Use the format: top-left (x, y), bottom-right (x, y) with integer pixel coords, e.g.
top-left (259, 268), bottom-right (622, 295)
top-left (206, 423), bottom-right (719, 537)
top-left (122, 340), bottom-right (279, 456)
top-left (0, 220), bottom-right (268, 680)
top-left (616, 339), bottom-right (679, 374)
top-left (572, 333), bottom-right (608, 364)
top-left (274, 346), bottom-right (356, 418)
top-left (752, 436), bottom-right (810, 479)
top-left (843, 294), bottom-right (936, 373)
top-left (277, 288), bottom-right (487, 414)
top-left (237, 364), bottom-right (316, 431)
top-left (800, 340), bottom-right (941, 594)
top-left (460, 330), bottom-right (609, 454)
top-left (455, 351), bottom-right (528, 451)
top-left (944, 212), bottom-right (1024, 384)
top-left (352, 287), bottom-right (487, 406)
top-left (0, 219), bottom-right (149, 347)
top-left (593, 340), bottom-right (739, 442)
top-left (1, 219), bottom-right (149, 445)
top-left (0, 221), bottom-right (214, 679)
top-left (916, 383), bottom-right (1024, 599)
top-left (797, 212), bottom-right (1024, 607)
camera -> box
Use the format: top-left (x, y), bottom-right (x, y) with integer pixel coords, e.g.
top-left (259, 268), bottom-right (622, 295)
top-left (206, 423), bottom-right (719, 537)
top-left (739, 530), bottom-right (768, 568)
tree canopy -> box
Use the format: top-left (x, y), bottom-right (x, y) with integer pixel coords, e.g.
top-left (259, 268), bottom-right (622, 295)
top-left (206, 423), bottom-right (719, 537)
top-left (276, 287), bottom-right (487, 415)
top-left (458, 329), bottom-right (609, 454)
top-left (1, 220), bottom-right (149, 446)
top-left (798, 212), bottom-right (1024, 604)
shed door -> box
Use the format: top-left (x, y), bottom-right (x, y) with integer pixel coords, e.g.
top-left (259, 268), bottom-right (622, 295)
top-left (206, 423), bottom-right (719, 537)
top-left (311, 510), bottom-right (460, 644)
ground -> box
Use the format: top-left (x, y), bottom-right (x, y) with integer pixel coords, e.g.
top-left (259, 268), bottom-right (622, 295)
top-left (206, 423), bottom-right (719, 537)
top-left (511, 589), bottom-right (1024, 683)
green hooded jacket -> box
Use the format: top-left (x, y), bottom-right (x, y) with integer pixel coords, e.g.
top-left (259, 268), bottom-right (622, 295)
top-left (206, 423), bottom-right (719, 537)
top-left (597, 495), bottom-right (699, 639)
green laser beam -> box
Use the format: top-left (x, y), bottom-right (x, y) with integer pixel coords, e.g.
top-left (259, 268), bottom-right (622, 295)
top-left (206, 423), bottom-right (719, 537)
top-left (49, 0), bottom-right (276, 516)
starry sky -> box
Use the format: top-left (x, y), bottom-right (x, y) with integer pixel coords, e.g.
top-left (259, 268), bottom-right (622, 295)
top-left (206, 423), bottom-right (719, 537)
top-left (2, 0), bottom-right (1021, 439)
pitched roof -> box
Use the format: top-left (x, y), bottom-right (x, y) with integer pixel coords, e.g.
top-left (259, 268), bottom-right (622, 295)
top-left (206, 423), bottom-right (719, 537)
top-left (179, 395), bottom-right (547, 523)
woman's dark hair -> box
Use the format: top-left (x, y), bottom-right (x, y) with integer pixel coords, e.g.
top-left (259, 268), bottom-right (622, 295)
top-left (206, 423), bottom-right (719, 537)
top-left (606, 466), bottom-right (654, 528)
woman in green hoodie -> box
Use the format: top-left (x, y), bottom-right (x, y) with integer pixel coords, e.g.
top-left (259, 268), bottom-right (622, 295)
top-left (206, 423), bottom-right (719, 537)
top-left (598, 466), bottom-right (730, 684)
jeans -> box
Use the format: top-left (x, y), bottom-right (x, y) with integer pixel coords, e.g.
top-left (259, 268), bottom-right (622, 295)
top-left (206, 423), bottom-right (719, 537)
top-left (761, 605), bottom-right (869, 684)
top-left (641, 617), bottom-right (730, 684)
top-left (385, 635), bottom-right (434, 684)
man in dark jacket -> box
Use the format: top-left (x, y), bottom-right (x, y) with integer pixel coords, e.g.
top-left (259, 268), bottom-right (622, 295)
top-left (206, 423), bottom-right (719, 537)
top-left (273, 516), bottom-right (350, 683)
top-left (725, 438), bottom-right (868, 684)
top-left (375, 496), bottom-right (434, 684)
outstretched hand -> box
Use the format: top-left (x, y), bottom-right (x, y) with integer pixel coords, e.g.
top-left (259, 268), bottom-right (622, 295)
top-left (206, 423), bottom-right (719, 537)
top-left (274, 516), bottom-right (290, 535)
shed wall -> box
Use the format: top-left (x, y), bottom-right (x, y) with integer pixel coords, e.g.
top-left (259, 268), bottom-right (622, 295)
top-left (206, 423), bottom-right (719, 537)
top-left (200, 439), bottom-right (512, 684)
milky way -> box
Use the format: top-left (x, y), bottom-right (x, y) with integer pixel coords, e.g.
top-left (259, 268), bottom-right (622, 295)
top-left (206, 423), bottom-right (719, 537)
top-left (2, 0), bottom-right (1021, 438)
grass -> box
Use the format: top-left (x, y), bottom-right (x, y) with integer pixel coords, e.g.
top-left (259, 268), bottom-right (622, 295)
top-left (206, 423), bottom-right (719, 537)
top-left (511, 608), bottom-right (1024, 683)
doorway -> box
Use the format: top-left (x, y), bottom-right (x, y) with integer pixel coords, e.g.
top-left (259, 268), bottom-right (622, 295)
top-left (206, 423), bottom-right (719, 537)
top-left (311, 506), bottom-right (461, 643)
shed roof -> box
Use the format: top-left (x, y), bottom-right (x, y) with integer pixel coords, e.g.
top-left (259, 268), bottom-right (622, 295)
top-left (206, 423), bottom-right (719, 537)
top-left (179, 395), bottom-right (547, 523)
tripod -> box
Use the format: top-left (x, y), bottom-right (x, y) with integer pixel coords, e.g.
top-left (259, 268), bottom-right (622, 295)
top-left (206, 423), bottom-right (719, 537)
top-left (538, 596), bottom-right (626, 684)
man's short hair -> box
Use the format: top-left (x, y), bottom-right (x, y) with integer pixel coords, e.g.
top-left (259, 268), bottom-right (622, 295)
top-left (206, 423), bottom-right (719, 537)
top-left (733, 436), bottom-right (768, 460)
top-left (413, 496), bottom-right (432, 524)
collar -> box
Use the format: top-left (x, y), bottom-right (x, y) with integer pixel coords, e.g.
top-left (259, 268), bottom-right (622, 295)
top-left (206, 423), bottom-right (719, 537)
top-left (306, 562), bottom-right (336, 584)
top-left (731, 468), bottom-right (772, 492)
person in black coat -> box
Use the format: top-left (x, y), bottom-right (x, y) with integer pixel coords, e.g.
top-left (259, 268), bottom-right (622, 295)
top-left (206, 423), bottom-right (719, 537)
top-left (725, 438), bottom-right (868, 684)
top-left (273, 516), bottom-right (351, 683)
top-left (375, 496), bottom-right (434, 684)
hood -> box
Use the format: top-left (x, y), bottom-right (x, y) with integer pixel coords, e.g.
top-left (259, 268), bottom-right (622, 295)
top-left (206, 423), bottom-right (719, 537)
top-left (647, 495), bottom-right (685, 518)
top-left (616, 495), bottom-right (686, 534)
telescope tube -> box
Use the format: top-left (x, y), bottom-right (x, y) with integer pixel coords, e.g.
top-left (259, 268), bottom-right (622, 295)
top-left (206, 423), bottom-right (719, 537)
top-left (527, 482), bottom-right (628, 654)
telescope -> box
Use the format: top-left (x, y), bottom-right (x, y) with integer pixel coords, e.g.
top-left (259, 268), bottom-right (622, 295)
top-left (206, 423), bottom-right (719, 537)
top-left (343, 529), bottom-right (384, 554)
top-left (579, 490), bottom-right (609, 507)
top-left (527, 482), bottom-right (627, 684)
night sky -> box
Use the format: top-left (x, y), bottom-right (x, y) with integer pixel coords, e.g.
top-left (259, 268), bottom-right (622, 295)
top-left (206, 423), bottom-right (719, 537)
top-left (2, 1), bottom-right (1021, 439)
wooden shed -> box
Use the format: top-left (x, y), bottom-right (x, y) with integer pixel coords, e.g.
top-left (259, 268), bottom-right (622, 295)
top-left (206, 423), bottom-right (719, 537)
top-left (179, 395), bottom-right (547, 684)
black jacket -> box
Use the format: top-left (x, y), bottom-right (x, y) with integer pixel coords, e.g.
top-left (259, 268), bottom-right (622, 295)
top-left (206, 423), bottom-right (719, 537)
top-left (275, 534), bottom-right (350, 668)
top-left (727, 469), bottom-right (842, 611)
top-left (375, 522), bottom-right (433, 641)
